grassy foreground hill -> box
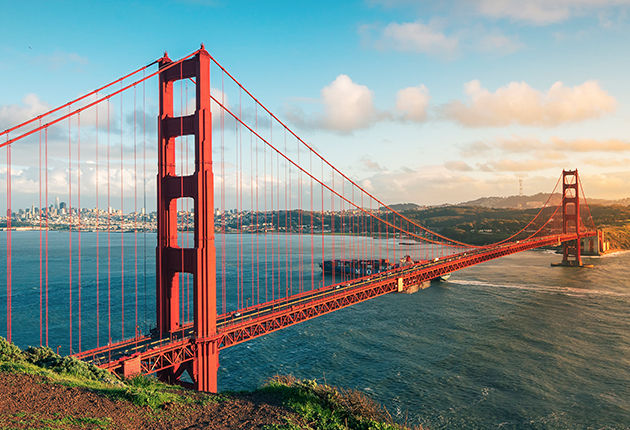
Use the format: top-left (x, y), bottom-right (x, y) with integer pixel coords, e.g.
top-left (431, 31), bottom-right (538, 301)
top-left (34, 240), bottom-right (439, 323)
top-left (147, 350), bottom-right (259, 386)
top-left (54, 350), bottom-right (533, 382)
top-left (0, 337), bottom-right (421, 430)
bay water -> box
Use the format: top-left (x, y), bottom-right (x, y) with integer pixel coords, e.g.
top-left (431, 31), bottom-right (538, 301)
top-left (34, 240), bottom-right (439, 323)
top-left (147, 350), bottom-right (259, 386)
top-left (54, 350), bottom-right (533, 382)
top-left (1, 231), bottom-right (629, 429)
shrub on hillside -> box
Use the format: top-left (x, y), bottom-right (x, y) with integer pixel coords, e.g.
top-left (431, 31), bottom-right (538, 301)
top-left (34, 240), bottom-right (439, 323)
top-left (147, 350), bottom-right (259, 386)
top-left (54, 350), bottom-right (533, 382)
top-left (0, 336), bottom-right (24, 362)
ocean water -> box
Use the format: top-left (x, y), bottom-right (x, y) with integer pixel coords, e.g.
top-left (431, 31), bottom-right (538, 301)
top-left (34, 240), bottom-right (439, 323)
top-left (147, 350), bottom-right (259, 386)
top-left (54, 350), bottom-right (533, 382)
top-left (1, 231), bottom-right (629, 429)
top-left (218, 248), bottom-right (630, 429)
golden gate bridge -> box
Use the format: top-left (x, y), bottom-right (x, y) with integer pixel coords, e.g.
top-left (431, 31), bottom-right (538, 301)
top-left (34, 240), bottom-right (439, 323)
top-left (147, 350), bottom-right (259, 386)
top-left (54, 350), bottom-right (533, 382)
top-left (1, 46), bottom-right (599, 392)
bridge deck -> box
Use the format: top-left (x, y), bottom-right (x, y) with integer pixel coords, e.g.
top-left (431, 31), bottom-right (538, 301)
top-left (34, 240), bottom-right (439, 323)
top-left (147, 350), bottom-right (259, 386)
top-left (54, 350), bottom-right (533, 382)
top-left (73, 232), bottom-right (593, 376)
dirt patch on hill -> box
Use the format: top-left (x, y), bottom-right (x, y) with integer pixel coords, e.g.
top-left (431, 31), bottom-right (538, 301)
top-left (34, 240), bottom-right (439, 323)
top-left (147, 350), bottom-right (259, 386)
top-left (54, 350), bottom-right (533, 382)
top-left (0, 371), bottom-right (292, 429)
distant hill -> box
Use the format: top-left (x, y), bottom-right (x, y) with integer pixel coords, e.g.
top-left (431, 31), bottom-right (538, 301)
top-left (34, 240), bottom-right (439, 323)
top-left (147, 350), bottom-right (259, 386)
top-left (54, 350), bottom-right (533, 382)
top-left (382, 195), bottom-right (630, 211)
top-left (457, 193), bottom-right (630, 209)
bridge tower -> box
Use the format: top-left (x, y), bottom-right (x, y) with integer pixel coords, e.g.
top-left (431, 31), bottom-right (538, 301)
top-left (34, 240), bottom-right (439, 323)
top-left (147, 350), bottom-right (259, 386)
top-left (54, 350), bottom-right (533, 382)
top-left (157, 46), bottom-right (218, 391)
top-left (561, 169), bottom-right (582, 266)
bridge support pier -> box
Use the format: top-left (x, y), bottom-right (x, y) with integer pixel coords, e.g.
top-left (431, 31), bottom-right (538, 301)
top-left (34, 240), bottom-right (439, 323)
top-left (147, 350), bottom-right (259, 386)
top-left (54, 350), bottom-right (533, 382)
top-left (157, 46), bottom-right (218, 392)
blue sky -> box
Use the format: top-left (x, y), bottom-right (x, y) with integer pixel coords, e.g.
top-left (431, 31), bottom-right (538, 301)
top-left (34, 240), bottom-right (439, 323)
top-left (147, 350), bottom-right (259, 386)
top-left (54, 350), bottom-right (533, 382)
top-left (1, 0), bottom-right (630, 206)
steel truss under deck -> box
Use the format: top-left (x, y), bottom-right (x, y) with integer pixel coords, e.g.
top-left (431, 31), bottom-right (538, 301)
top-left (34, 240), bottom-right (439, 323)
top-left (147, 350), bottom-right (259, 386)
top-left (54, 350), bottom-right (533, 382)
top-left (82, 231), bottom-right (593, 379)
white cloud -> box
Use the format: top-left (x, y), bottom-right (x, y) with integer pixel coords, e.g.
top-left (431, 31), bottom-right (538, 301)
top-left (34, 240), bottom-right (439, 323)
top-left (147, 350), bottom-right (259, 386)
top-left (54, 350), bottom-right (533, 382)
top-left (356, 167), bottom-right (529, 205)
top-left (363, 19), bottom-right (524, 56)
top-left (586, 157), bottom-right (630, 166)
top-left (475, 0), bottom-right (630, 25)
top-left (368, 0), bottom-right (630, 26)
top-left (442, 79), bottom-right (617, 127)
top-left (580, 171), bottom-right (630, 199)
top-left (444, 160), bottom-right (474, 171)
top-left (286, 76), bottom-right (433, 132)
top-left (477, 158), bottom-right (556, 172)
top-left (464, 135), bottom-right (630, 155)
top-left (395, 85), bottom-right (430, 122)
top-left (0, 94), bottom-right (50, 131)
top-left (286, 75), bottom-right (377, 133)
top-left (363, 21), bottom-right (458, 56)
top-left (549, 137), bottom-right (630, 152)
top-left (360, 157), bottom-right (386, 172)
top-left (320, 75), bottom-right (376, 132)
top-left (475, 31), bottom-right (525, 54)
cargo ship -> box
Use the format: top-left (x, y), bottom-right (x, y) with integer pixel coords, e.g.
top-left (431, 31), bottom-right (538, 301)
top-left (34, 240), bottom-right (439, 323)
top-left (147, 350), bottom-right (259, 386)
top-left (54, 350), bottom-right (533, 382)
top-left (319, 258), bottom-right (392, 276)
top-left (320, 255), bottom-right (450, 281)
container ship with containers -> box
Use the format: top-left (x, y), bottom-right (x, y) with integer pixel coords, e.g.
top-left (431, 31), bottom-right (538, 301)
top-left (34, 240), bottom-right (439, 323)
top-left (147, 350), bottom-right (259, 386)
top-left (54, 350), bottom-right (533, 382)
top-left (319, 255), bottom-right (450, 281)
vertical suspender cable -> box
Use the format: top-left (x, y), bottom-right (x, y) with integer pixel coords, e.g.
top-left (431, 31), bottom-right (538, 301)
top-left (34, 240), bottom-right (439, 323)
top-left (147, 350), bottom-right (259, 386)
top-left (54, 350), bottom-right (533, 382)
top-left (107, 100), bottom-right (111, 348)
top-left (250, 131), bottom-right (254, 306)
top-left (263, 118), bottom-right (268, 302)
top-left (143, 72), bottom-right (148, 333)
top-left (39, 123), bottom-right (42, 346)
top-left (6, 136), bottom-right (11, 343)
top-left (95, 95), bottom-right (100, 347)
top-left (255, 105), bottom-right (259, 305)
top-left (310, 150), bottom-right (314, 291)
top-left (235, 92), bottom-right (240, 311)
top-left (186, 81), bottom-right (190, 323)
top-left (180, 70), bottom-right (184, 326)
top-left (68, 107), bottom-right (73, 353)
top-left (270, 121), bottom-right (274, 301)
top-left (134, 85), bottom-right (138, 339)
top-left (120, 85), bottom-right (125, 340)
top-left (45, 129), bottom-right (49, 346)
top-left (78, 112), bottom-right (82, 352)
top-left (221, 73), bottom-right (226, 314)
top-left (321, 159), bottom-right (324, 287)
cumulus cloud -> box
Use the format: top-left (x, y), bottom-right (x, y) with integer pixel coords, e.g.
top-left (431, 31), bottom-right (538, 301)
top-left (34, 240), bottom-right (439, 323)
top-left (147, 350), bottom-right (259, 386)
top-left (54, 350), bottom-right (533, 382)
top-left (369, 0), bottom-right (630, 25)
top-left (549, 137), bottom-right (630, 152)
top-left (362, 19), bottom-right (526, 57)
top-left (442, 79), bottom-right (617, 127)
top-left (395, 85), bottom-right (430, 122)
top-left (444, 160), bottom-right (474, 171)
top-left (320, 75), bottom-right (376, 132)
top-left (474, 30), bottom-right (525, 54)
top-left (586, 157), bottom-right (630, 167)
top-left (361, 20), bottom-right (458, 56)
top-left (475, 0), bottom-right (630, 25)
top-left (286, 75), bottom-right (384, 133)
top-left (286, 76), bottom-right (433, 132)
top-left (460, 140), bottom-right (493, 157)
top-left (580, 171), bottom-right (630, 199)
top-left (452, 135), bottom-right (630, 174)
top-left (0, 94), bottom-right (50, 131)
top-left (464, 135), bottom-right (630, 156)
top-left (360, 157), bottom-right (386, 172)
top-left (407, 170), bottom-right (630, 204)
top-left (477, 159), bottom-right (556, 172)
top-left (356, 166), bottom-right (533, 205)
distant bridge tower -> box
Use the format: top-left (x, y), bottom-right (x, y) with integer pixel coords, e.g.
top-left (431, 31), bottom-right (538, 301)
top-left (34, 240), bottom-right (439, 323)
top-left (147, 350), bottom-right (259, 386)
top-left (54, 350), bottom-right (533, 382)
top-left (561, 169), bottom-right (582, 266)
top-left (157, 46), bottom-right (218, 391)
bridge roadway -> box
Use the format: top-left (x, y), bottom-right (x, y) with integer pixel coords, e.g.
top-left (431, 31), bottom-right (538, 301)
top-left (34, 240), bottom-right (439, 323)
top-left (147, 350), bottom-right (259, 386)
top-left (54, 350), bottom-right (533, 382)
top-left (73, 232), bottom-right (592, 377)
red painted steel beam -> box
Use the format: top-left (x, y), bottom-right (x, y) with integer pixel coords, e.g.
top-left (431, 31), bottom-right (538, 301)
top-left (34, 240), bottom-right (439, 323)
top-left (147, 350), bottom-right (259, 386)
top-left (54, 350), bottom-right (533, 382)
top-left (212, 233), bottom-right (585, 349)
top-left (80, 232), bottom-right (596, 378)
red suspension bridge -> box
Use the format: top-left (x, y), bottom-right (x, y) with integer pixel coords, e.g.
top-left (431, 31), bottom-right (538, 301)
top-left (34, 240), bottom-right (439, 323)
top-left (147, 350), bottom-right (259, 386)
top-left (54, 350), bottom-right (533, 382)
top-left (1, 46), bottom-right (599, 392)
